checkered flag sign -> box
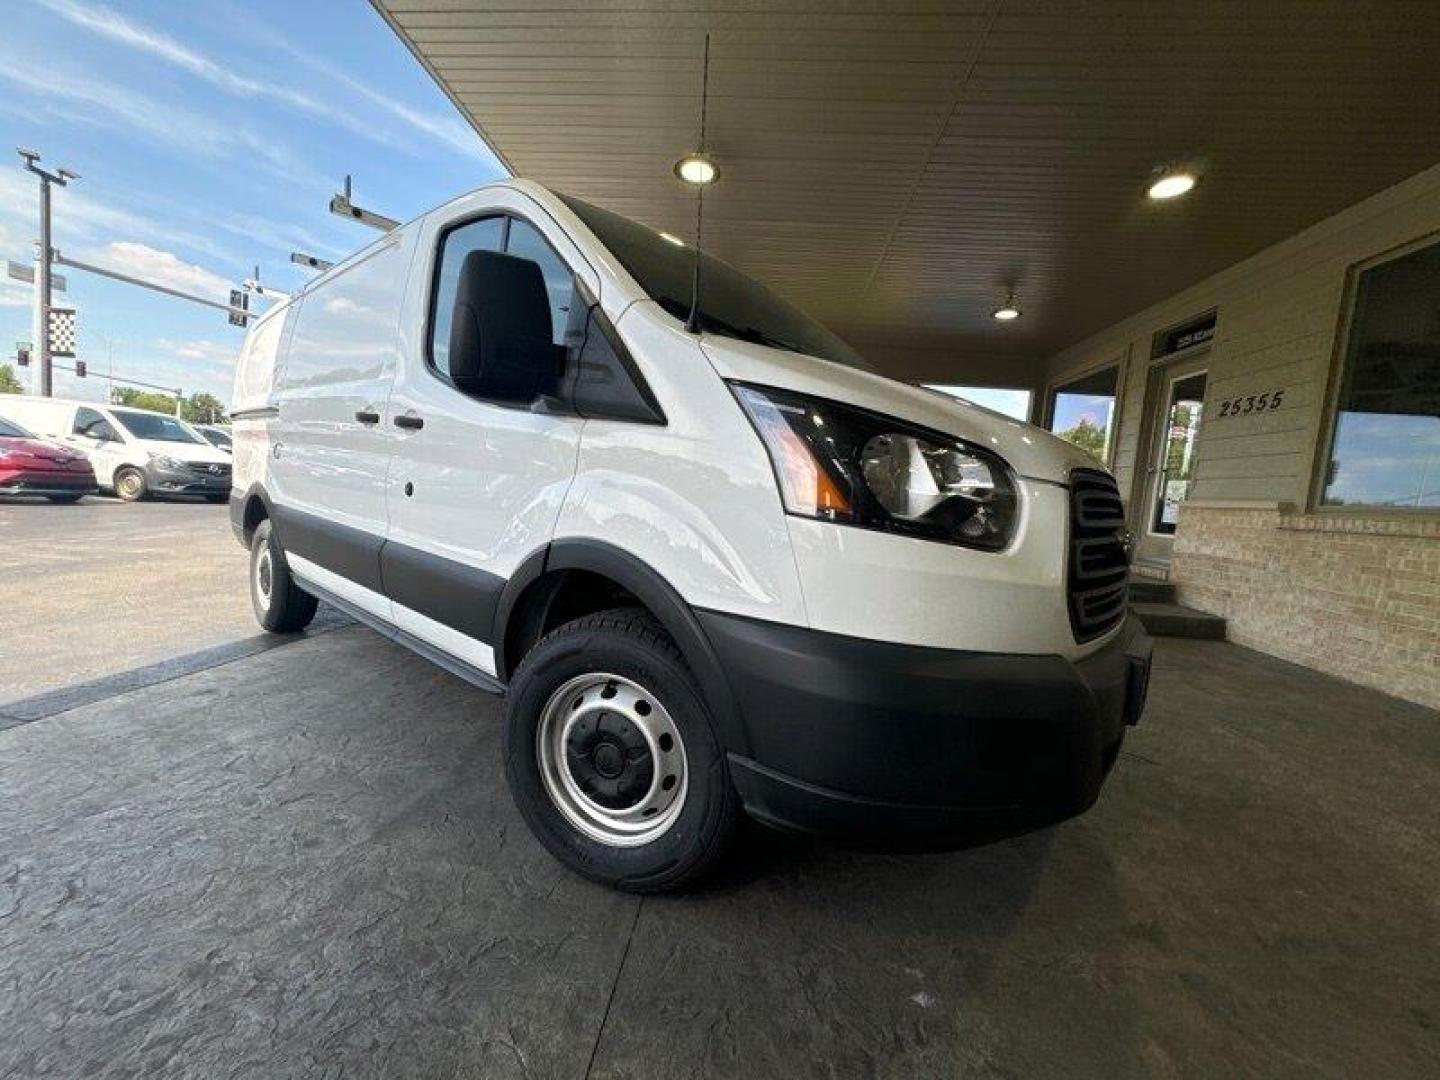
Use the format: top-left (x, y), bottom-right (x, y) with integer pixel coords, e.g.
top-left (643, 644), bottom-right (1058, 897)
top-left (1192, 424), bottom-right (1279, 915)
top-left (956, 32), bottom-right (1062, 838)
top-left (48, 307), bottom-right (76, 358)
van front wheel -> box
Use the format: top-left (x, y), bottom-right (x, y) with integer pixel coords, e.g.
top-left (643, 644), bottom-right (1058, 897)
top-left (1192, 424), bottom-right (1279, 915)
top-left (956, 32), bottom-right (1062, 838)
top-left (503, 608), bottom-right (740, 892)
top-left (249, 519), bottom-right (318, 633)
top-left (113, 467), bottom-right (147, 502)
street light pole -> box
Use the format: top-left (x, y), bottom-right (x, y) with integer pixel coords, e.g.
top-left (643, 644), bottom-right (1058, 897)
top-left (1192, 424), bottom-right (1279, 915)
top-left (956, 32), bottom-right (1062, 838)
top-left (37, 176), bottom-right (51, 396)
top-left (17, 148), bottom-right (79, 399)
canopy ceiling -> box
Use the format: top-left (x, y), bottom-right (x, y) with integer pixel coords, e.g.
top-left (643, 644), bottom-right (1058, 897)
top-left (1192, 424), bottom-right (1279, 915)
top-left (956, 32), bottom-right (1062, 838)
top-left (372, 0), bottom-right (1440, 378)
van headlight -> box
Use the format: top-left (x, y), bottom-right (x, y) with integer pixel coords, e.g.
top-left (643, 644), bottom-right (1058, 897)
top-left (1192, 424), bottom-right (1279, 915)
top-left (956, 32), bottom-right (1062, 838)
top-left (733, 383), bottom-right (1017, 551)
top-left (148, 453), bottom-right (184, 470)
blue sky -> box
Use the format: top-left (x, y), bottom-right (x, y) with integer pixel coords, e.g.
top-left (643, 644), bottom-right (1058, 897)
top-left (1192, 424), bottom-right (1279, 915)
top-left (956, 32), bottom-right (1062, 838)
top-left (0, 0), bottom-right (504, 403)
top-left (1051, 392), bottom-right (1115, 433)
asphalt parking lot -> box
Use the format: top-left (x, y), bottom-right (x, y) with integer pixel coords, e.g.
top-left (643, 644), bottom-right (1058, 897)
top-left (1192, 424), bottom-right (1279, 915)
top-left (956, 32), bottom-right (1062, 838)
top-left (2, 622), bottom-right (1437, 1078)
top-left (0, 497), bottom-right (317, 702)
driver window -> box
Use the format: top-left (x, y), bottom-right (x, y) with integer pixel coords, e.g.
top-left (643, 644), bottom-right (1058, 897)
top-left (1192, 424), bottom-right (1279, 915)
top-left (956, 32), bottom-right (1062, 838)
top-left (429, 213), bottom-right (582, 383)
top-left (430, 216), bottom-right (505, 377)
top-left (504, 219), bottom-right (576, 346)
top-left (73, 408), bottom-right (117, 441)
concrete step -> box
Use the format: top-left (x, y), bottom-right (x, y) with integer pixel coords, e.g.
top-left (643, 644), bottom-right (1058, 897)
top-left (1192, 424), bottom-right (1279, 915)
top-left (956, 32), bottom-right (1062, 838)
top-left (1130, 601), bottom-right (1226, 640)
top-left (1128, 578), bottom-right (1177, 604)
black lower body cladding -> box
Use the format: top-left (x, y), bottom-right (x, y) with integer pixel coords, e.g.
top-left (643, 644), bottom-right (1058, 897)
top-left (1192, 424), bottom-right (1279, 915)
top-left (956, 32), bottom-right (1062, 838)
top-left (699, 611), bottom-right (1153, 848)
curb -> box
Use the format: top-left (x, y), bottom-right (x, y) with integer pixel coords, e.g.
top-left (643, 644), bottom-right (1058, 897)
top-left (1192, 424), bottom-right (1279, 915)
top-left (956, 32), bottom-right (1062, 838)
top-left (0, 606), bottom-right (354, 730)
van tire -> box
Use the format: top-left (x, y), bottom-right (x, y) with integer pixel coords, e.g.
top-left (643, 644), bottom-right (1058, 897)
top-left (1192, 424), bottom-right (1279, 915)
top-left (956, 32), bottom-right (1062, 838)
top-left (503, 607), bottom-right (740, 892)
top-left (113, 467), bottom-right (147, 502)
top-left (249, 519), bottom-right (319, 633)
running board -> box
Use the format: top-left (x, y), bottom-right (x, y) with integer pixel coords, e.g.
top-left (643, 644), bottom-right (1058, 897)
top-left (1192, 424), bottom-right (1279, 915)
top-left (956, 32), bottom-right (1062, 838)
top-left (295, 576), bottom-right (507, 696)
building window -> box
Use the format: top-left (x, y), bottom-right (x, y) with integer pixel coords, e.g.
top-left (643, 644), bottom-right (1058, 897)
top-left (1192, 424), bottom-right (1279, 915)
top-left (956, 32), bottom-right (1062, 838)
top-left (1047, 366), bottom-right (1118, 464)
top-left (924, 385), bottom-right (1032, 421)
top-left (1320, 239), bottom-right (1440, 510)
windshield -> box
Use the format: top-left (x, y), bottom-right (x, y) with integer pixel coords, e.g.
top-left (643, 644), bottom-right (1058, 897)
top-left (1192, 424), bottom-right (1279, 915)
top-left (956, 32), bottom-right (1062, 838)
top-left (201, 428), bottom-right (232, 449)
top-left (112, 409), bottom-right (205, 444)
top-left (0, 416), bottom-right (36, 439)
top-left (558, 194), bottom-right (870, 371)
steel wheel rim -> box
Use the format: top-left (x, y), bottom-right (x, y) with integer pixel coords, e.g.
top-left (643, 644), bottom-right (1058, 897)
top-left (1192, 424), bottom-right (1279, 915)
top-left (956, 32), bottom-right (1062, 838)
top-left (536, 672), bottom-right (688, 848)
top-left (118, 473), bottom-right (140, 498)
top-left (254, 547), bottom-right (273, 611)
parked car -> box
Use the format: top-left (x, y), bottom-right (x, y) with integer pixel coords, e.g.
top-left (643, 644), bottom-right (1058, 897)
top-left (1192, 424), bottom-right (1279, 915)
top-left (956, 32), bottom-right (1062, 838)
top-left (0, 412), bottom-right (98, 502)
top-left (195, 424), bottom-right (233, 453)
top-left (0, 397), bottom-right (231, 502)
top-left (229, 179), bottom-right (1152, 891)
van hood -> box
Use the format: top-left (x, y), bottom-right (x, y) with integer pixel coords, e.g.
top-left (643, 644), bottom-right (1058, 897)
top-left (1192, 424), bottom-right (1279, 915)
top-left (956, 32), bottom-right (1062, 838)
top-left (697, 335), bottom-right (1102, 485)
top-left (133, 438), bottom-right (231, 465)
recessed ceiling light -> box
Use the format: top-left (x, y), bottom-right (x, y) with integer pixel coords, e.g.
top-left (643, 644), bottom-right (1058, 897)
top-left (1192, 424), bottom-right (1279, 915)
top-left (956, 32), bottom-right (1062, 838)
top-left (992, 292), bottom-right (1021, 321)
top-left (658, 231), bottom-right (685, 246)
top-left (673, 154), bottom-right (718, 186)
top-left (1148, 171), bottom-right (1196, 200)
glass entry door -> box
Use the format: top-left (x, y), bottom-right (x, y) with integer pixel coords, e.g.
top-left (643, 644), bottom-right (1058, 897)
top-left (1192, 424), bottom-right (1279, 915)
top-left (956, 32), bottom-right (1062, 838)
top-left (1135, 360), bottom-right (1207, 564)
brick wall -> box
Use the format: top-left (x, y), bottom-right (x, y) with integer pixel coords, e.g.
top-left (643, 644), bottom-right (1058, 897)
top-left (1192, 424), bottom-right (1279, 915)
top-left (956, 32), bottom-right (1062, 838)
top-left (1172, 504), bottom-right (1440, 709)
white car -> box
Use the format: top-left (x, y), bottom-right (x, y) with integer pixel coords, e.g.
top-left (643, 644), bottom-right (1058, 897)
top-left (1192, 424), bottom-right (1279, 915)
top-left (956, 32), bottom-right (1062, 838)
top-left (195, 424), bottom-right (233, 454)
top-left (1, 397), bottom-right (232, 502)
top-left (230, 179), bottom-right (1152, 890)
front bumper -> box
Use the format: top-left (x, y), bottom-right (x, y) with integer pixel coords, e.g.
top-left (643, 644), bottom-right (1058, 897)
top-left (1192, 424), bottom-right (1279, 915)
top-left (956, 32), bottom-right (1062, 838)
top-left (0, 472), bottom-right (98, 497)
top-left (144, 461), bottom-right (230, 497)
top-left (698, 611), bottom-right (1153, 848)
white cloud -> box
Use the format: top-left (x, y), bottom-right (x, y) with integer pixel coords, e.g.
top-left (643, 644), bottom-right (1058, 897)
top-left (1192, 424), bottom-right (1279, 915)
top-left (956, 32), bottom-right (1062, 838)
top-left (33, 0), bottom-right (444, 157)
top-left (160, 338), bottom-right (240, 365)
top-left (0, 171), bottom-right (344, 312)
top-left (0, 169), bottom-right (250, 273)
top-left (209, 214), bottom-right (350, 264)
top-left (80, 242), bottom-right (232, 301)
top-left (0, 52), bottom-right (329, 192)
top-left (0, 54), bottom-right (226, 160)
top-left (0, 281), bottom-right (31, 308)
top-left (241, 13), bottom-right (501, 165)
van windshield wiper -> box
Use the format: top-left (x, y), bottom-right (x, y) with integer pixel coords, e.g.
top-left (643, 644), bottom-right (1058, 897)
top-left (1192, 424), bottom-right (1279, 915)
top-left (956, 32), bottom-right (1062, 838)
top-left (696, 313), bottom-right (806, 356)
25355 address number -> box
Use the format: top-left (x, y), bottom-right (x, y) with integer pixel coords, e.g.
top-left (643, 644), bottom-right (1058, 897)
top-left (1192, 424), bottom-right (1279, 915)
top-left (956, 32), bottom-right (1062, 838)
top-left (1217, 389), bottom-right (1285, 418)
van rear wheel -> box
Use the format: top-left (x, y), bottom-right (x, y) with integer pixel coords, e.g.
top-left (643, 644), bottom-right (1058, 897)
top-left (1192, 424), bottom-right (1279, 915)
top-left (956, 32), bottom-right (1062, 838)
top-left (249, 519), bottom-right (318, 633)
top-left (503, 608), bottom-right (740, 892)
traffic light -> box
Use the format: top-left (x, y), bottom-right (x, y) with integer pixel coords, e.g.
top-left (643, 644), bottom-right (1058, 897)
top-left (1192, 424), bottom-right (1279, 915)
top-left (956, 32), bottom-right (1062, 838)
top-left (16, 343), bottom-right (30, 367)
top-left (228, 289), bottom-right (249, 328)
top-left (75, 359), bottom-right (87, 378)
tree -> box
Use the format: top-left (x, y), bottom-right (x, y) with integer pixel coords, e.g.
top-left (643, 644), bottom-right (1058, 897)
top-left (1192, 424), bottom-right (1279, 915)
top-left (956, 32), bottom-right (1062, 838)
top-left (1057, 416), bottom-right (1109, 462)
top-left (181, 392), bottom-right (226, 424)
top-left (111, 387), bottom-right (178, 414)
top-left (0, 363), bottom-right (21, 394)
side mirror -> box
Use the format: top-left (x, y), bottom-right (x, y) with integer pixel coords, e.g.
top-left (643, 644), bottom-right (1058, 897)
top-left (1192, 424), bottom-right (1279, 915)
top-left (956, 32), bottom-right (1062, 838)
top-left (448, 250), bottom-right (563, 403)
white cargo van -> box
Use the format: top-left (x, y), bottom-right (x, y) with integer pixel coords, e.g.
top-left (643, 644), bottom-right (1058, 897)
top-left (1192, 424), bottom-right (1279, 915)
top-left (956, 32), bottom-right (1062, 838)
top-left (231, 180), bottom-right (1151, 891)
top-left (2, 397), bottom-right (232, 502)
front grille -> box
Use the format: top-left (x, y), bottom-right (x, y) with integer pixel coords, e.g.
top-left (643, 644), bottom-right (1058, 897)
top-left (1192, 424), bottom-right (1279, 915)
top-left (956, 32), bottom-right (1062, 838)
top-left (1067, 469), bottom-right (1129, 642)
top-left (186, 462), bottom-right (231, 478)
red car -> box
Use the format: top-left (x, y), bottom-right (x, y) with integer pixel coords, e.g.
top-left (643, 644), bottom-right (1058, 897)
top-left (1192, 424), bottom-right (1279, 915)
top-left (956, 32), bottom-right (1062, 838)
top-left (0, 413), bottom-right (98, 502)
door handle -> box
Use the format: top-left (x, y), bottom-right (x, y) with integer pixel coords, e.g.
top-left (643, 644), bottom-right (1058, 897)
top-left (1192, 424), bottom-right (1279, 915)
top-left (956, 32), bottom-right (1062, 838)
top-left (355, 410), bottom-right (380, 424)
top-left (394, 414), bottom-right (424, 431)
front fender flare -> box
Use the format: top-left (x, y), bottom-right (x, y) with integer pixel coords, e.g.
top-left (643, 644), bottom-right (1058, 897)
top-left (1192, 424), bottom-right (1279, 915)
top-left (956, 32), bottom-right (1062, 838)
top-left (491, 538), bottom-right (749, 757)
